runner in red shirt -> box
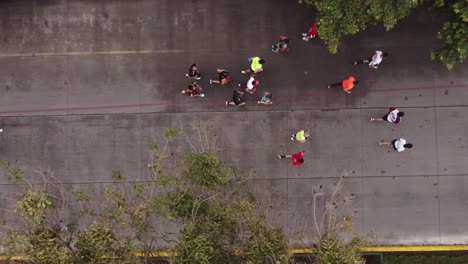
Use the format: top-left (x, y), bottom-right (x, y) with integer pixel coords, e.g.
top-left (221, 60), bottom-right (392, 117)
top-left (278, 151), bottom-right (304, 167)
top-left (302, 22), bottom-right (317, 41)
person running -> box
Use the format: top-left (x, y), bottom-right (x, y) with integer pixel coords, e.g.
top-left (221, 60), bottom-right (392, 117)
top-left (302, 22), bottom-right (317, 41)
top-left (239, 75), bottom-right (260, 94)
top-left (210, 69), bottom-right (232, 85)
top-left (327, 76), bottom-right (359, 94)
top-left (370, 107), bottom-right (404, 124)
top-left (291, 129), bottom-right (309, 143)
top-left (278, 151), bottom-right (304, 167)
top-left (226, 90), bottom-right (246, 106)
top-left (181, 82), bottom-right (204, 97)
top-left (241, 57), bottom-right (265, 74)
top-left (257, 92), bottom-right (273, 105)
top-left (186, 63), bottom-right (201, 80)
top-left (272, 36), bottom-right (290, 53)
top-left (379, 138), bottom-right (413, 152)
top-left (354, 51), bottom-right (388, 69)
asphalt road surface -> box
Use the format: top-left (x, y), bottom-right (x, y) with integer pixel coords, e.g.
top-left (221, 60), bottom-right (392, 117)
top-left (0, 0), bottom-right (467, 247)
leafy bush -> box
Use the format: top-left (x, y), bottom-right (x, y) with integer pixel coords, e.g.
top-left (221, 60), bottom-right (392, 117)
top-left (244, 220), bottom-right (293, 264)
top-left (14, 189), bottom-right (53, 224)
top-left (72, 223), bottom-right (137, 264)
top-left (314, 236), bottom-right (366, 264)
top-left (184, 152), bottom-right (233, 191)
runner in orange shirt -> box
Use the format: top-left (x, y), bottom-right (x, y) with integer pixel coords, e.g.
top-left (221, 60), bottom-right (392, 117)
top-left (328, 76), bottom-right (359, 94)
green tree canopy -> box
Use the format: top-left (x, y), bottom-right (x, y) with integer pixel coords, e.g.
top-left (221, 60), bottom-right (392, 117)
top-left (300, 0), bottom-right (423, 54)
top-left (432, 0), bottom-right (467, 69)
top-left (300, 0), bottom-right (467, 69)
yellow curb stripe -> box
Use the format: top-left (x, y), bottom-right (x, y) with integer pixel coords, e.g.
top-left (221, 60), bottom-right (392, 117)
top-left (360, 245), bottom-right (468, 252)
top-left (134, 251), bottom-right (173, 257)
top-left (2, 245), bottom-right (468, 260)
top-left (0, 49), bottom-right (185, 58)
top-left (290, 248), bottom-right (313, 254)
top-left (0, 255), bottom-right (28, 260)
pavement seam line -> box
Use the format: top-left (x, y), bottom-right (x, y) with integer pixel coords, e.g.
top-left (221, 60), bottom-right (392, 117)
top-left (3, 173), bottom-right (468, 186)
top-left (3, 104), bottom-right (468, 118)
top-left (0, 50), bottom-right (185, 58)
top-left (359, 106), bottom-right (365, 236)
top-left (432, 73), bottom-right (442, 244)
top-left (65, 0), bottom-right (71, 220)
top-left (434, 106), bottom-right (442, 244)
top-left (0, 84), bottom-right (466, 116)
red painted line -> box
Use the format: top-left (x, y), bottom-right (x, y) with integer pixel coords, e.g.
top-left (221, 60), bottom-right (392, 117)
top-left (365, 84), bottom-right (466, 93)
top-left (0, 84), bottom-right (466, 115)
top-left (275, 84), bottom-right (467, 100)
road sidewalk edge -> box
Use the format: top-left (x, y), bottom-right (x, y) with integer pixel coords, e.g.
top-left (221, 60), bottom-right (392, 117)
top-left (2, 245), bottom-right (468, 260)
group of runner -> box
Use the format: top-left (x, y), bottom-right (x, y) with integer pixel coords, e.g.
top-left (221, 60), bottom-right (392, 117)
top-left (182, 23), bottom-right (413, 167)
top-left (279, 106), bottom-right (412, 167)
top-left (183, 57), bottom-right (271, 106)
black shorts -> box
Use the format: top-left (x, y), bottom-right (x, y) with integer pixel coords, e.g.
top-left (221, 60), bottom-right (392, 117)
top-left (391, 139), bottom-right (398, 150)
top-left (232, 91), bottom-right (242, 105)
top-left (219, 71), bottom-right (229, 82)
top-left (186, 87), bottom-right (197, 96)
top-left (382, 114), bottom-right (388, 120)
top-left (188, 70), bottom-right (200, 78)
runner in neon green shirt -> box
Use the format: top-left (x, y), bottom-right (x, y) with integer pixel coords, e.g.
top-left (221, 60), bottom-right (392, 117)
top-left (291, 129), bottom-right (309, 143)
top-left (241, 57), bottom-right (265, 74)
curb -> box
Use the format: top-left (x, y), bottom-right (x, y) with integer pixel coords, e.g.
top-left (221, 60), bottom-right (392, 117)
top-left (2, 245), bottom-right (468, 260)
top-left (360, 245), bottom-right (468, 252)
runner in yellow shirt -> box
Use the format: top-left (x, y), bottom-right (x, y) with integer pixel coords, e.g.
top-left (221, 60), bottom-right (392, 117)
top-left (291, 129), bottom-right (310, 143)
top-left (241, 57), bottom-right (266, 74)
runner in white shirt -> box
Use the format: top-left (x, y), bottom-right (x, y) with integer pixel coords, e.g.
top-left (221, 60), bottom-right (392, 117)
top-left (354, 50), bottom-right (388, 69)
top-left (239, 75), bottom-right (260, 94)
top-left (370, 107), bottom-right (405, 124)
top-left (379, 138), bottom-right (413, 152)
top-left (369, 50), bottom-right (383, 68)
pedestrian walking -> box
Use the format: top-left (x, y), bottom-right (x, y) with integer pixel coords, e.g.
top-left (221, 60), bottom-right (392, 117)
top-left (272, 36), bottom-right (290, 53)
top-left (278, 151), bottom-right (304, 167)
top-left (379, 138), bottom-right (413, 152)
top-left (302, 22), bottom-right (317, 41)
top-left (226, 90), bottom-right (246, 106)
top-left (241, 57), bottom-right (265, 74)
top-left (291, 129), bottom-right (309, 143)
top-left (328, 76), bottom-right (359, 94)
top-left (370, 107), bottom-right (404, 124)
top-left (186, 63), bottom-right (201, 80)
top-left (239, 75), bottom-right (260, 94)
top-left (354, 50), bottom-right (388, 69)
top-left (257, 92), bottom-right (273, 105)
top-left (181, 82), bottom-right (204, 97)
top-left (210, 69), bottom-right (232, 85)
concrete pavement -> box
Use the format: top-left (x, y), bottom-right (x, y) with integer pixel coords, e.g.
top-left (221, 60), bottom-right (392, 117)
top-left (0, 0), bottom-right (467, 248)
